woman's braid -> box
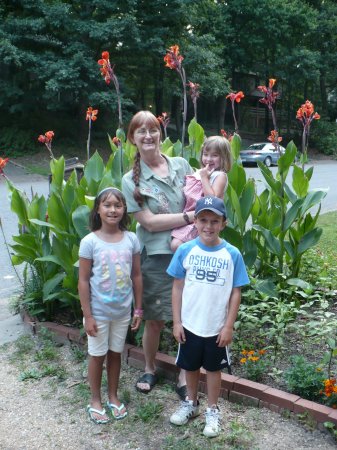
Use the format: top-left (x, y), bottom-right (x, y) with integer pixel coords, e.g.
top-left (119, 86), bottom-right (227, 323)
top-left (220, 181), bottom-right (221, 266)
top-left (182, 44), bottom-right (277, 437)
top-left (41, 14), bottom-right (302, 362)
top-left (132, 151), bottom-right (144, 207)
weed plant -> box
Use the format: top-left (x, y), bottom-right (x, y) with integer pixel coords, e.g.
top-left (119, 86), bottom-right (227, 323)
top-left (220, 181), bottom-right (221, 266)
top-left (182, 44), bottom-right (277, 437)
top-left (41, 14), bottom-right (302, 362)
top-left (284, 356), bottom-right (325, 401)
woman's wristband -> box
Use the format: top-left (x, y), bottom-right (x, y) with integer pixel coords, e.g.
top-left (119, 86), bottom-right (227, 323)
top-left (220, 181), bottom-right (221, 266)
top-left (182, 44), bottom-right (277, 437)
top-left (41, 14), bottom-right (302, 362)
top-left (183, 212), bottom-right (190, 224)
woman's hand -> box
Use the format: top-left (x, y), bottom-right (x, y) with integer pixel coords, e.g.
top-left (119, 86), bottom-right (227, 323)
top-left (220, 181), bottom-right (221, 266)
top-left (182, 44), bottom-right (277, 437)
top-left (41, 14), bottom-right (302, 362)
top-left (85, 316), bottom-right (98, 337)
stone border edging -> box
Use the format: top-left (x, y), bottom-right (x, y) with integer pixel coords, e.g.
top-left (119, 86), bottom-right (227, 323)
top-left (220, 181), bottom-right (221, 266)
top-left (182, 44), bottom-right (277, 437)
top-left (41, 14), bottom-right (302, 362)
top-left (21, 312), bottom-right (337, 427)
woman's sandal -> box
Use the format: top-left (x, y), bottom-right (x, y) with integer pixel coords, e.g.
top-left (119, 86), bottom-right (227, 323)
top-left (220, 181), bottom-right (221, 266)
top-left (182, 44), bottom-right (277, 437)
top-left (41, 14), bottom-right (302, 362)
top-left (86, 405), bottom-right (110, 424)
top-left (135, 372), bottom-right (158, 394)
top-left (106, 401), bottom-right (128, 420)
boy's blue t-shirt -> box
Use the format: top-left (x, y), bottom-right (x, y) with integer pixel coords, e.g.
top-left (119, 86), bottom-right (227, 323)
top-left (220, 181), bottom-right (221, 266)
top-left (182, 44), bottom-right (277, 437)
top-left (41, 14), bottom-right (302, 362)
top-left (167, 237), bottom-right (249, 337)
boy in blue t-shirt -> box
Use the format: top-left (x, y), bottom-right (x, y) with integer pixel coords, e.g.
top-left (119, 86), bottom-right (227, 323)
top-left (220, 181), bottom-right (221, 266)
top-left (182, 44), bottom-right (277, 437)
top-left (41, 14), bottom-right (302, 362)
top-left (167, 196), bottom-right (249, 438)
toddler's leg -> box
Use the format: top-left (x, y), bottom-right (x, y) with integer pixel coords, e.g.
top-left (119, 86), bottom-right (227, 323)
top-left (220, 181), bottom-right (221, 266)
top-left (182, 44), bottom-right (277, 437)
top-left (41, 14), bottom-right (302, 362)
top-left (171, 238), bottom-right (184, 252)
top-left (186, 369), bottom-right (200, 403)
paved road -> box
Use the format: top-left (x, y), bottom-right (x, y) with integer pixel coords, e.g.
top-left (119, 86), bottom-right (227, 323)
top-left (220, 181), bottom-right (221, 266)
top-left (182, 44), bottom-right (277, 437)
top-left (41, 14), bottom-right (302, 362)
top-left (0, 159), bottom-right (336, 343)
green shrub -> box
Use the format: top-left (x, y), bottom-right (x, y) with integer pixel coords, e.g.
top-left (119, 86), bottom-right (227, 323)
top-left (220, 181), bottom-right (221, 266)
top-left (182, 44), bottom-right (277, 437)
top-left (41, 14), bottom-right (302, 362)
top-left (0, 126), bottom-right (38, 156)
top-left (311, 119), bottom-right (337, 156)
top-left (284, 355), bottom-right (325, 401)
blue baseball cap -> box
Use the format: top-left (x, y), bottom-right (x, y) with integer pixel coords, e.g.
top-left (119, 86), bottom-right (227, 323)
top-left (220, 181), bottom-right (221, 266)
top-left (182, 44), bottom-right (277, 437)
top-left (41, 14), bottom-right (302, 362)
top-left (195, 196), bottom-right (227, 218)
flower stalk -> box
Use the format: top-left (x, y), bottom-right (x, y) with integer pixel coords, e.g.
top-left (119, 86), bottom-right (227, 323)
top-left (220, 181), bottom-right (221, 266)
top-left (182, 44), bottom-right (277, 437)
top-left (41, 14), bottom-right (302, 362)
top-left (296, 100), bottom-right (320, 169)
top-left (98, 51), bottom-right (123, 129)
top-left (37, 131), bottom-right (55, 159)
top-left (188, 81), bottom-right (200, 122)
top-left (86, 107), bottom-right (98, 161)
top-left (164, 45), bottom-right (187, 152)
top-left (226, 91), bottom-right (244, 134)
top-left (157, 112), bottom-right (170, 140)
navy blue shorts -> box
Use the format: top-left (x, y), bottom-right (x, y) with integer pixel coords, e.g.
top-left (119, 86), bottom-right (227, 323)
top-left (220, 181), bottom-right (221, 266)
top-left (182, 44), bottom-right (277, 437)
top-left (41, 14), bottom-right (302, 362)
top-left (176, 328), bottom-right (231, 372)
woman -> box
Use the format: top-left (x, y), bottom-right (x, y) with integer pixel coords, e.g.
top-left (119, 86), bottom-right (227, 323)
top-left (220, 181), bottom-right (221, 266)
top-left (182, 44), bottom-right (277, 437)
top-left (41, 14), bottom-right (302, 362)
top-left (122, 111), bottom-right (194, 396)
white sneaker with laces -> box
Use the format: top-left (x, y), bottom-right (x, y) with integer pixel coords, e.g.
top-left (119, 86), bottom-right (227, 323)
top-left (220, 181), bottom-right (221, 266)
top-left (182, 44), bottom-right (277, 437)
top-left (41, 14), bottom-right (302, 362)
top-left (170, 400), bottom-right (200, 426)
top-left (203, 405), bottom-right (220, 437)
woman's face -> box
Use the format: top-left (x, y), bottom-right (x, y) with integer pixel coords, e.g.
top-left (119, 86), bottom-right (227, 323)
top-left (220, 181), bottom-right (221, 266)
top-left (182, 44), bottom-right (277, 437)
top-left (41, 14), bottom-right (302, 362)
top-left (132, 122), bottom-right (161, 154)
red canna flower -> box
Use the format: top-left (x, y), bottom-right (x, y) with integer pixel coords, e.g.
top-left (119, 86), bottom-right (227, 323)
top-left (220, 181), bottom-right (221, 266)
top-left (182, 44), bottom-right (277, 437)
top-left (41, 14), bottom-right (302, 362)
top-left (0, 157), bottom-right (9, 175)
top-left (258, 79), bottom-right (279, 110)
top-left (226, 91), bottom-right (245, 103)
top-left (157, 112), bottom-right (170, 128)
top-left (98, 51), bottom-right (113, 85)
top-left (164, 45), bottom-right (184, 71)
top-left (188, 81), bottom-right (200, 101)
top-left (86, 107), bottom-right (98, 122)
top-left (45, 131), bottom-right (54, 142)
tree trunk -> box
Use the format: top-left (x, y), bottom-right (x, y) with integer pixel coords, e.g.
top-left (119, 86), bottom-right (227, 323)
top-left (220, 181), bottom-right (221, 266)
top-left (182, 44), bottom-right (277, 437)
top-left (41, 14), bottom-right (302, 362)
top-left (216, 96), bottom-right (226, 132)
top-left (319, 70), bottom-right (328, 117)
top-left (154, 61), bottom-right (164, 116)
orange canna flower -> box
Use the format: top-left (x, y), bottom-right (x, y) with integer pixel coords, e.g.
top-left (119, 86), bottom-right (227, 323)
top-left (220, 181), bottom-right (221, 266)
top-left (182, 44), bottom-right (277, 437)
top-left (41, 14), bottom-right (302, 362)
top-left (226, 91), bottom-right (245, 103)
top-left (86, 107), bottom-right (98, 121)
top-left (112, 137), bottom-right (121, 146)
top-left (164, 45), bottom-right (184, 71)
top-left (268, 130), bottom-right (282, 144)
top-left (38, 135), bottom-right (46, 143)
top-left (269, 79), bottom-right (276, 88)
top-left (296, 100), bottom-right (320, 126)
top-left (247, 350), bottom-right (255, 355)
top-left (0, 157), bottom-right (9, 174)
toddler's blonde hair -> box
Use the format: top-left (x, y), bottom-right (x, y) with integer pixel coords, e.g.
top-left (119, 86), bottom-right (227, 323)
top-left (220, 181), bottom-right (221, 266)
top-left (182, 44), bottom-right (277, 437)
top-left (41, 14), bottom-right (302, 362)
top-left (199, 136), bottom-right (232, 173)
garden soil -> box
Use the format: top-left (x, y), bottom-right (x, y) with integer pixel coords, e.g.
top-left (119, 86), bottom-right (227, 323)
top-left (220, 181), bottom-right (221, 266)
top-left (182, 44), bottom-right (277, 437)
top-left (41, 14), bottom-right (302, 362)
top-left (0, 340), bottom-right (335, 450)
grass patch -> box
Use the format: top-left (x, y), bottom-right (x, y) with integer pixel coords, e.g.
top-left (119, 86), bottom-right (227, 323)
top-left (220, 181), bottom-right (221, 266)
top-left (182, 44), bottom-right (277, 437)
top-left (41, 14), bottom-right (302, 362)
top-left (24, 164), bottom-right (50, 176)
top-left (317, 211), bottom-right (337, 250)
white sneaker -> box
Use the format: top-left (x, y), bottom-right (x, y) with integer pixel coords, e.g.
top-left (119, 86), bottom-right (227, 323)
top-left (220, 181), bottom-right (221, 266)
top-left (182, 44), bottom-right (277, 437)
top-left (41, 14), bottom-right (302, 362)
top-left (203, 405), bottom-right (220, 437)
top-left (170, 400), bottom-right (200, 426)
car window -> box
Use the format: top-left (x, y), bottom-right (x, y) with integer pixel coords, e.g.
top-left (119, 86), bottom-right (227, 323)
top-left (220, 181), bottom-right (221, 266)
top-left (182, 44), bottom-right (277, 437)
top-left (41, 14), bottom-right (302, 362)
top-left (248, 144), bottom-right (265, 150)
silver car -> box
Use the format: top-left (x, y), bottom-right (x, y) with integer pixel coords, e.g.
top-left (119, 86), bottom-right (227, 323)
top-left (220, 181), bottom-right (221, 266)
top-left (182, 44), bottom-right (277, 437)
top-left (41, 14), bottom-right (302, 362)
top-left (239, 142), bottom-right (285, 167)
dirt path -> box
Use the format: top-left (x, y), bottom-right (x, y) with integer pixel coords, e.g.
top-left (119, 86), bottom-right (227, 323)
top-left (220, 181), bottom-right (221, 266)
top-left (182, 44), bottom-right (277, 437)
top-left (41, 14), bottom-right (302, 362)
top-left (0, 339), bottom-right (335, 450)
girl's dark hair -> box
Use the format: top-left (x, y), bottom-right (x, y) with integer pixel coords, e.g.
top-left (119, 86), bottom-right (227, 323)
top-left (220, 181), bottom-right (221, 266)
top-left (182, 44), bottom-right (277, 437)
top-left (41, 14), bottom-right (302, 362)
top-left (89, 188), bottom-right (131, 231)
top-left (127, 110), bottom-right (162, 207)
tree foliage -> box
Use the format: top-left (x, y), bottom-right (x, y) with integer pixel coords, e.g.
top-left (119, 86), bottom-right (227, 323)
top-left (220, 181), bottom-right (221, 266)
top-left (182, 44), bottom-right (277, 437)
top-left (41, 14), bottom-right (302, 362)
top-left (0, 0), bottom-right (336, 153)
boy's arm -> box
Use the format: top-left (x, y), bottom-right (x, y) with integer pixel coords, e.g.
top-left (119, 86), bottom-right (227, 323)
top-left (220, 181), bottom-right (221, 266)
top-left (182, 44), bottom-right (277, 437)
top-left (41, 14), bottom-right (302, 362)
top-left (78, 257), bottom-right (97, 336)
top-left (172, 277), bottom-right (186, 344)
top-left (217, 287), bottom-right (241, 347)
top-left (131, 252), bottom-right (143, 331)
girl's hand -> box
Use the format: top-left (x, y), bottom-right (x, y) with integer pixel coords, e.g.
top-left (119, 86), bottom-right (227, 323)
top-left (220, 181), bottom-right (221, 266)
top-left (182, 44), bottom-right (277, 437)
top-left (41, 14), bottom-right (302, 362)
top-left (85, 316), bottom-right (98, 337)
top-left (199, 164), bottom-right (214, 179)
top-left (131, 315), bottom-right (142, 331)
top-left (216, 326), bottom-right (233, 347)
top-left (173, 323), bottom-right (186, 344)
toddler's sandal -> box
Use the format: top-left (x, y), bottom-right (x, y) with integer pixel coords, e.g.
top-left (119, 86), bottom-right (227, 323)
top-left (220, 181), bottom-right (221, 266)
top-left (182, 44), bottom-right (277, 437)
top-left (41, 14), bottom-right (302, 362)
top-left (106, 401), bottom-right (128, 420)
